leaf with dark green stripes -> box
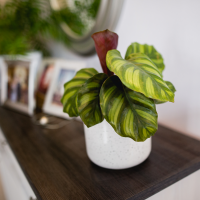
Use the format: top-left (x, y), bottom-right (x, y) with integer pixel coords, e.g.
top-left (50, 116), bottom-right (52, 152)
top-left (165, 81), bottom-right (176, 93)
top-left (77, 73), bottom-right (108, 127)
top-left (100, 76), bottom-right (158, 141)
top-left (61, 68), bottom-right (98, 117)
top-left (106, 50), bottom-right (174, 102)
top-left (125, 42), bottom-right (165, 75)
top-left (154, 81), bottom-right (176, 104)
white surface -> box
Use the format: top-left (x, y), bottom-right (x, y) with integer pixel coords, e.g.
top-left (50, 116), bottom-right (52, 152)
top-left (50, 0), bottom-right (200, 141)
top-left (147, 169), bottom-right (200, 200)
top-left (84, 120), bottom-right (151, 169)
top-left (0, 129), bottom-right (36, 200)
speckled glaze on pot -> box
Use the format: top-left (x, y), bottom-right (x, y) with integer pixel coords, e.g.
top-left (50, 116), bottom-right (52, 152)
top-left (84, 120), bottom-right (152, 169)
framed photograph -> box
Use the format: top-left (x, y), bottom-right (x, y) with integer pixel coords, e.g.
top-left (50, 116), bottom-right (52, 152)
top-left (37, 58), bottom-right (55, 95)
top-left (1, 52), bottom-right (41, 115)
top-left (35, 58), bottom-right (55, 109)
top-left (43, 60), bottom-right (86, 119)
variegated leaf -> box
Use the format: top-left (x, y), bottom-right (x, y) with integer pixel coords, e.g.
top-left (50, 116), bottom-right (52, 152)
top-left (61, 68), bottom-right (98, 117)
top-left (165, 81), bottom-right (176, 93)
top-left (100, 76), bottom-right (158, 141)
top-left (154, 81), bottom-right (176, 104)
top-left (106, 50), bottom-right (174, 102)
top-left (77, 73), bottom-right (108, 127)
top-left (125, 42), bottom-right (165, 75)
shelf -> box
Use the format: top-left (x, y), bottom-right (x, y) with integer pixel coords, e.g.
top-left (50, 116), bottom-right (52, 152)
top-left (0, 107), bottom-right (199, 200)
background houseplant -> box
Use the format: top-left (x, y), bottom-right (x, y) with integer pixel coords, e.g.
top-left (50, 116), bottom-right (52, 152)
top-left (0, 0), bottom-right (100, 56)
top-left (61, 29), bottom-right (176, 169)
top-left (0, 0), bottom-right (67, 55)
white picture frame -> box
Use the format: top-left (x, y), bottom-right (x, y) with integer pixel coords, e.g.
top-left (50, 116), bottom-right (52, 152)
top-left (1, 52), bottom-right (42, 115)
top-left (43, 59), bottom-right (86, 119)
top-left (0, 57), bottom-right (7, 105)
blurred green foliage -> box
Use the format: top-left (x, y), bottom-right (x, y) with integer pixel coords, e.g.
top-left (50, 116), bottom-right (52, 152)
top-left (0, 0), bottom-right (101, 56)
top-left (53, 0), bottom-right (101, 36)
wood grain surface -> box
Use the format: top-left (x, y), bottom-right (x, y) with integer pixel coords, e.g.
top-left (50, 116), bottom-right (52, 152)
top-left (0, 107), bottom-right (199, 200)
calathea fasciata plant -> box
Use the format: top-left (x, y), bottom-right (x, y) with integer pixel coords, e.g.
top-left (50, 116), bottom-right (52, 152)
top-left (61, 30), bottom-right (176, 142)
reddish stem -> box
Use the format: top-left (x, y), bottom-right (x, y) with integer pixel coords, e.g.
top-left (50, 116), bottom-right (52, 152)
top-left (91, 29), bottom-right (118, 76)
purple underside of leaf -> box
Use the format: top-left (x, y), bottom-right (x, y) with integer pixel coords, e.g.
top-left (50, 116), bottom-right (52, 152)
top-left (92, 29), bottom-right (118, 76)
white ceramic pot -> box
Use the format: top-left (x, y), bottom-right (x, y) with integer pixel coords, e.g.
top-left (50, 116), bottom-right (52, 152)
top-left (84, 120), bottom-right (152, 169)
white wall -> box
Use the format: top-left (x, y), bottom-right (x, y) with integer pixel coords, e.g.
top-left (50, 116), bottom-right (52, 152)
top-left (50, 0), bottom-right (200, 140)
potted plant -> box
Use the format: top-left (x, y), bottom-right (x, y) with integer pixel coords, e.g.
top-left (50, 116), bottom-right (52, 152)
top-left (61, 30), bottom-right (176, 169)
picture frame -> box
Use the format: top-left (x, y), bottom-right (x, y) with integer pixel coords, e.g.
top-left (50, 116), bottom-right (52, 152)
top-left (35, 58), bottom-right (56, 109)
top-left (0, 57), bottom-right (7, 105)
top-left (43, 59), bottom-right (86, 119)
top-left (1, 52), bottom-right (42, 115)
top-left (36, 58), bottom-right (55, 94)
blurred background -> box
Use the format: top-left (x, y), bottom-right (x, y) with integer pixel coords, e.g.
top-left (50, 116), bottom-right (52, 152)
top-left (0, 0), bottom-right (200, 139)
top-left (0, 0), bottom-right (200, 199)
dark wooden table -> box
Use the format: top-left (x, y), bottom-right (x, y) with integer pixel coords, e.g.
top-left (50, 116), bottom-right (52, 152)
top-left (0, 107), bottom-right (199, 200)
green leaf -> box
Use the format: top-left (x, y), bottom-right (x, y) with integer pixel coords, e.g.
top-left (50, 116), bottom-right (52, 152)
top-left (125, 42), bottom-right (165, 75)
top-left (77, 73), bottom-right (108, 127)
top-left (154, 81), bottom-right (176, 104)
top-left (165, 81), bottom-right (176, 93)
top-left (106, 50), bottom-right (174, 102)
top-left (61, 68), bottom-right (98, 117)
top-left (100, 76), bottom-right (158, 141)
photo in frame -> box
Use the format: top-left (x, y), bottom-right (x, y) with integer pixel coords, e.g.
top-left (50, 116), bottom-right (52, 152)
top-left (1, 52), bottom-right (41, 115)
top-left (43, 60), bottom-right (86, 119)
top-left (35, 58), bottom-right (55, 109)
